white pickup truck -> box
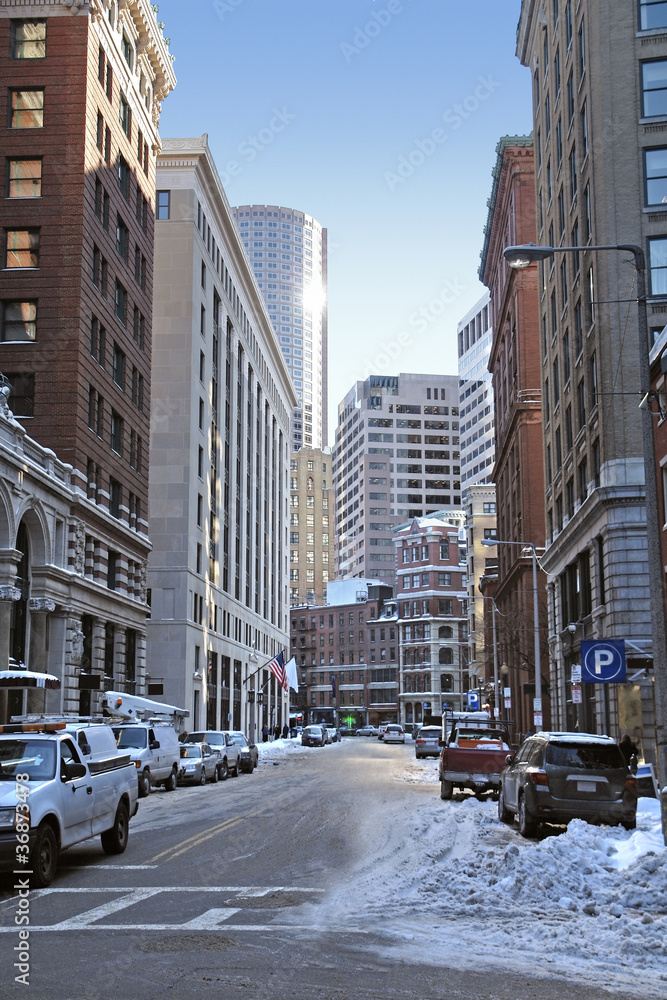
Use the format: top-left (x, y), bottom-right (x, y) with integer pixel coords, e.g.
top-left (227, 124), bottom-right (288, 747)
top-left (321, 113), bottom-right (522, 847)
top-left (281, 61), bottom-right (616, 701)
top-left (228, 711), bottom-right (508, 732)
top-left (0, 722), bottom-right (138, 887)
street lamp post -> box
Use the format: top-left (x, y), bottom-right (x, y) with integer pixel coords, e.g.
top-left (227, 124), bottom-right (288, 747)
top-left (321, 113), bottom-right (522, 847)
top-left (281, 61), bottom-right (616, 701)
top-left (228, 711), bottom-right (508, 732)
top-left (480, 595), bottom-right (502, 719)
top-left (505, 242), bottom-right (667, 844)
top-left (481, 538), bottom-right (543, 730)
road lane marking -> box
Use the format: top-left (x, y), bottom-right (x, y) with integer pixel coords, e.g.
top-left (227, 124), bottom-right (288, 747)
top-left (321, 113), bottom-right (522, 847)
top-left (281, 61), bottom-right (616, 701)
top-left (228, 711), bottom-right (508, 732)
top-left (46, 888), bottom-right (164, 929)
top-left (60, 865), bottom-right (158, 870)
top-left (180, 907), bottom-right (241, 928)
top-left (0, 923), bottom-right (368, 933)
top-left (147, 807), bottom-right (264, 863)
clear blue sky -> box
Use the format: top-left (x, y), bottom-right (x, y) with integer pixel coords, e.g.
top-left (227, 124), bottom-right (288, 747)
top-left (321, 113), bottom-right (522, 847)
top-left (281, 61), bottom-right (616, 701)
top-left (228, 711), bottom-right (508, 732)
top-left (155, 0), bottom-right (532, 438)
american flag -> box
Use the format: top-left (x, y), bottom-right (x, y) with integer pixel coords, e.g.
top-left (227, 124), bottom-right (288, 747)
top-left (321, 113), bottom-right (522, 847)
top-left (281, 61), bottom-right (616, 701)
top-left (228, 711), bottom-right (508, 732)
top-left (267, 651), bottom-right (288, 692)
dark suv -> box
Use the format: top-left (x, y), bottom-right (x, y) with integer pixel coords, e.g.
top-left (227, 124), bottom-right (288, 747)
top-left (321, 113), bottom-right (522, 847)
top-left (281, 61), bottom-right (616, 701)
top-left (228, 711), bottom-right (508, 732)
top-left (498, 732), bottom-right (637, 837)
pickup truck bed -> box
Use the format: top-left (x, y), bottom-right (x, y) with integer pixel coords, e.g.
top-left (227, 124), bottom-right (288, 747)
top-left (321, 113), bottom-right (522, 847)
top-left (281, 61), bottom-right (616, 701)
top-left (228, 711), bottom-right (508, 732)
top-left (438, 725), bottom-right (512, 799)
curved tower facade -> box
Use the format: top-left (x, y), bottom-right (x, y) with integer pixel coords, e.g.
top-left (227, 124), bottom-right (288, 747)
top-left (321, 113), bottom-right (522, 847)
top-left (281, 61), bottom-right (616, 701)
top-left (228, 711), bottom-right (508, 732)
top-left (231, 203), bottom-right (328, 450)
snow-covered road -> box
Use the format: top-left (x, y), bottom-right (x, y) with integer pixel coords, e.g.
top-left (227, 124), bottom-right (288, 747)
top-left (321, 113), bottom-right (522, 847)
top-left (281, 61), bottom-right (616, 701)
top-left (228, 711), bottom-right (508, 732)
top-left (263, 737), bottom-right (667, 998)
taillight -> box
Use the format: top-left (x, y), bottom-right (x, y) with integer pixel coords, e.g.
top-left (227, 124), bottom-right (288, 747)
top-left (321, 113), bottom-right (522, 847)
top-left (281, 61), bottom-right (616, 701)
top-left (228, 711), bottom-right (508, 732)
top-left (416, 739), bottom-right (425, 745)
top-left (529, 770), bottom-right (549, 788)
top-left (625, 775), bottom-right (637, 792)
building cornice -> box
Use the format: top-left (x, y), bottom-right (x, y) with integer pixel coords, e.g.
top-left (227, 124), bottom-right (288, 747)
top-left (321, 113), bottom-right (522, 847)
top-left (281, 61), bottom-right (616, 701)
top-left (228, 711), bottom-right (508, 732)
top-left (479, 136), bottom-right (533, 283)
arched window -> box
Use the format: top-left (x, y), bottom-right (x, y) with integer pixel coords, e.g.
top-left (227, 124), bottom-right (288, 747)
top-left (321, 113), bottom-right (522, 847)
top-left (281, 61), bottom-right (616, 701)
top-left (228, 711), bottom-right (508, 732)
top-left (439, 647), bottom-right (453, 665)
top-left (439, 625), bottom-right (453, 639)
top-left (440, 673), bottom-right (453, 692)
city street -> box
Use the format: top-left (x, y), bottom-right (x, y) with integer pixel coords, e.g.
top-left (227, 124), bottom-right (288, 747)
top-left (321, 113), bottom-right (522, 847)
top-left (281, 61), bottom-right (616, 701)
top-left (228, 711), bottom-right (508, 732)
top-left (1, 738), bottom-right (663, 1000)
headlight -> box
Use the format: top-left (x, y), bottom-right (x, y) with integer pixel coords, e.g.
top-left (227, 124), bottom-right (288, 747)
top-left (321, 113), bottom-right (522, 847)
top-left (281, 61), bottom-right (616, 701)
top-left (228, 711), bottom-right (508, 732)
top-left (0, 808), bottom-right (16, 830)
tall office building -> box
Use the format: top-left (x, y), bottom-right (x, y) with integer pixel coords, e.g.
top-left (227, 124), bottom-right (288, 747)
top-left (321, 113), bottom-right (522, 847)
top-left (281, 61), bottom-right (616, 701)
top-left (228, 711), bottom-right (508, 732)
top-left (0, 1), bottom-right (175, 714)
top-left (517, 1), bottom-right (660, 739)
top-left (288, 448), bottom-right (335, 607)
top-left (333, 373), bottom-right (460, 581)
top-left (457, 292), bottom-right (495, 487)
top-left (231, 204), bottom-right (328, 451)
top-left (149, 137), bottom-right (296, 736)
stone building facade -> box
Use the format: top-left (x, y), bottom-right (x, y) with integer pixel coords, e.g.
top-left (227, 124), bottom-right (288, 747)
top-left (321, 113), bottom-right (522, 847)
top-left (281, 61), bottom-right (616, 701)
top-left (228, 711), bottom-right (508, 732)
top-left (0, 0), bottom-right (175, 716)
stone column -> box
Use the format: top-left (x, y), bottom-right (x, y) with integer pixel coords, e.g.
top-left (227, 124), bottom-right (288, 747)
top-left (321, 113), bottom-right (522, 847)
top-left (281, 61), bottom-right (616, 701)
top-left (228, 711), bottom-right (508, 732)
top-left (26, 598), bottom-right (56, 713)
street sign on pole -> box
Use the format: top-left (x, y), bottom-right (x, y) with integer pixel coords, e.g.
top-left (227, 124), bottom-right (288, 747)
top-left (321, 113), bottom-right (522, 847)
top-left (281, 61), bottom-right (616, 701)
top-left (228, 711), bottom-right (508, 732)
top-left (581, 640), bottom-right (627, 683)
top-left (467, 691), bottom-right (480, 710)
top-left (571, 664), bottom-right (582, 683)
top-left (572, 683), bottom-right (582, 704)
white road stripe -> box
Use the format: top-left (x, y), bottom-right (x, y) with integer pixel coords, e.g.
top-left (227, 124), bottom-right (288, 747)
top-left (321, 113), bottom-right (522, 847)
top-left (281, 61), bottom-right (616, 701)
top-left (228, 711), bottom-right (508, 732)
top-left (180, 907), bottom-right (241, 928)
top-left (47, 888), bottom-right (164, 929)
top-left (0, 923), bottom-right (368, 933)
top-left (60, 865), bottom-right (158, 870)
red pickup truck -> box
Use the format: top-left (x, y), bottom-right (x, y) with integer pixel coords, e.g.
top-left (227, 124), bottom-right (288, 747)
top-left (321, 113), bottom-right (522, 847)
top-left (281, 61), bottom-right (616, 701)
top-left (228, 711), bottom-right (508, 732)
top-left (438, 716), bottom-right (513, 800)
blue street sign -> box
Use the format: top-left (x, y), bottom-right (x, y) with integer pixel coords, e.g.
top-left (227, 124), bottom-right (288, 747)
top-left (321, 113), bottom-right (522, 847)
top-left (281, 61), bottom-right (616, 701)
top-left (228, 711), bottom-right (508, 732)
top-left (581, 640), bottom-right (626, 683)
top-left (467, 690), bottom-right (480, 710)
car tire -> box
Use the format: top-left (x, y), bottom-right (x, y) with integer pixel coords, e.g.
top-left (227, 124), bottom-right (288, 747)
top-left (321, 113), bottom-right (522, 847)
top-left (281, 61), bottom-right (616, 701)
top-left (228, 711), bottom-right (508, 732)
top-left (199, 769), bottom-right (207, 786)
top-left (163, 767), bottom-right (177, 792)
top-left (231, 760), bottom-right (240, 776)
top-left (211, 766), bottom-right (219, 783)
top-left (218, 758), bottom-right (229, 780)
top-left (138, 769), bottom-right (151, 798)
top-left (440, 779), bottom-right (454, 800)
top-left (518, 793), bottom-right (537, 837)
top-left (31, 823), bottom-right (58, 888)
top-left (101, 802), bottom-right (129, 855)
top-left (498, 787), bottom-right (513, 824)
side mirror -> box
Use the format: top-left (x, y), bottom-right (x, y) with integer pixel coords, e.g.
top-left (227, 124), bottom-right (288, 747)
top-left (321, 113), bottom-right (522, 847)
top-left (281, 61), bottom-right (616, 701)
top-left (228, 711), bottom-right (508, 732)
top-left (79, 741), bottom-right (91, 757)
top-left (505, 753), bottom-right (515, 765)
top-left (150, 740), bottom-right (160, 750)
top-left (63, 762), bottom-right (87, 781)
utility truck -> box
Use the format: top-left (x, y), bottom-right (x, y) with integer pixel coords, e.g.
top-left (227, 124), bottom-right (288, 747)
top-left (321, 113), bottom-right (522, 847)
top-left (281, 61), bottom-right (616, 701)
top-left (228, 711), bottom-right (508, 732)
top-left (101, 691), bottom-right (187, 796)
top-left (0, 721), bottom-right (138, 887)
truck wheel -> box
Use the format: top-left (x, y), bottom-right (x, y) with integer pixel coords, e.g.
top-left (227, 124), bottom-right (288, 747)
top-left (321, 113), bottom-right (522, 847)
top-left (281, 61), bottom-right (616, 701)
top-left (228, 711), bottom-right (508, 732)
top-left (440, 779), bottom-right (454, 800)
top-left (218, 758), bottom-right (228, 780)
top-left (101, 802), bottom-right (129, 855)
top-left (138, 769), bottom-right (151, 798)
top-left (163, 767), bottom-right (177, 792)
top-left (498, 787), bottom-right (512, 824)
top-left (31, 823), bottom-right (58, 888)
top-left (518, 794), bottom-right (537, 837)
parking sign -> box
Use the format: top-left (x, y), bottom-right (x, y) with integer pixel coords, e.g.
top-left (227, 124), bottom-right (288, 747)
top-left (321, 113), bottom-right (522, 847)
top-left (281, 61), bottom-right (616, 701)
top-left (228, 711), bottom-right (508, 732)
top-left (581, 640), bottom-right (626, 683)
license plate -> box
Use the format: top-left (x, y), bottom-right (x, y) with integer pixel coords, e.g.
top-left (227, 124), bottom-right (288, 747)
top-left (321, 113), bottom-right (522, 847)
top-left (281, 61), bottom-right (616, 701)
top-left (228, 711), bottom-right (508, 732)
top-left (577, 780), bottom-right (596, 792)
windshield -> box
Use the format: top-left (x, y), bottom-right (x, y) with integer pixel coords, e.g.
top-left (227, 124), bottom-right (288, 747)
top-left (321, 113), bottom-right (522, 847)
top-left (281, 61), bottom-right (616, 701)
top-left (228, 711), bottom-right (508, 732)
top-left (113, 727), bottom-right (147, 750)
top-left (546, 742), bottom-right (625, 769)
top-left (229, 734), bottom-right (246, 746)
top-left (0, 740), bottom-right (56, 780)
top-left (180, 745), bottom-right (203, 759)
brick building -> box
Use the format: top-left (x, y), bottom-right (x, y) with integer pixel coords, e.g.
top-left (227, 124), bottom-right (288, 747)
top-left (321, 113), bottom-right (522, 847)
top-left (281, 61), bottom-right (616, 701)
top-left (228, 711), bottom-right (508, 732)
top-left (480, 135), bottom-right (550, 736)
top-left (393, 513), bottom-right (468, 726)
top-left (289, 447), bottom-right (335, 607)
top-left (0, 1), bottom-right (175, 715)
top-left (289, 581), bottom-right (396, 728)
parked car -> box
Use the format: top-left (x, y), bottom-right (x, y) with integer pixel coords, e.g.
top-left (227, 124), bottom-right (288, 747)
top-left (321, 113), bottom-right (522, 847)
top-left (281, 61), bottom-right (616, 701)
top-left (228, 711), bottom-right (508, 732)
top-left (498, 731), bottom-right (638, 837)
top-left (414, 725), bottom-right (442, 758)
top-left (326, 727), bottom-right (340, 743)
top-left (302, 725), bottom-right (327, 747)
top-left (383, 724), bottom-right (406, 744)
top-left (220, 730), bottom-right (258, 773)
top-left (112, 722), bottom-right (181, 797)
top-left (338, 726), bottom-right (356, 737)
top-left (178, 742), bottom-right (219, 785)
top-left (356, 725), bottom-right (379, 737)
top-left (187, 730), bottom-right (241, 778)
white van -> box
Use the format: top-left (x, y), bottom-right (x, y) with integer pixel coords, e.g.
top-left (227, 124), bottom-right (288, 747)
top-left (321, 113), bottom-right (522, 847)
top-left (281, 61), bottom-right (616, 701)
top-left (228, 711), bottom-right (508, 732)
top-left (111, 723), bottom-right (181, 796)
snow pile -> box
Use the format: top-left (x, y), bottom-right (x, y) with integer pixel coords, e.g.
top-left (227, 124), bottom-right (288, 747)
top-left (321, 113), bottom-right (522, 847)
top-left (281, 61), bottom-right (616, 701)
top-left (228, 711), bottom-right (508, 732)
top-left (361, 788), bottom-right (667, 996)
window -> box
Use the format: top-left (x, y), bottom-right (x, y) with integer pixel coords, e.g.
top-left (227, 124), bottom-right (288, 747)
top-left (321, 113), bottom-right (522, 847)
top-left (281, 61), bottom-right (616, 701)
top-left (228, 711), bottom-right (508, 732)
top-left (566, 71), bottom-right (574, 126)
top-left (117, 155), bottom-right (130, 198)
top-left (110, 410), bottom-right (123, 454)
top-left (4, 373), bottom-right (34, 417)
top-left (114, 280), bottom-right (127, 324)
top-left (156, 191), bottom-right (170, 220)
top-left (9, 89), bottom-right (43, 128)
top-left (131, 368), bottom-right (144, 410)
top-left (122, 33), bottom-right (134, 70)
top-left (90, 317), bottom-right (106, 367)
top-left (4, 229), bottom-right (39, 268)
top-left (1, 301), bottom-right (36, 341)
top-left (569, 145), bottom-right (577, 201)
top-left (7, 159), bottom-right (41, 197)
top-left (88, 386), bottom-right (103, 436)
top-left (116, 216), bottom-right (128, 260)
top-left (645, 147), bottom-right (667, 205)
top-left (649, 237), bottom-right (667, 294)
top-left (130, 430), bottom-right (142, 472)
top-left (119, 93), bottom-right (131, 138)
top-left (640, 1), bottom-right (667, 30)
top-left (113, 344), bottom-right (126, 390)
top-left (11, 20), bottom-right (46, 59)
top-left (642, 61), bottom-right (667, 117)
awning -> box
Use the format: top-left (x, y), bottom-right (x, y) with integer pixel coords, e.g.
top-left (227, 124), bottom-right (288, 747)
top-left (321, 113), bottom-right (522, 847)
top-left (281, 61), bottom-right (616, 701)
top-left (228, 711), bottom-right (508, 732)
top-left (0, 670), bottom-right (60, 690)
